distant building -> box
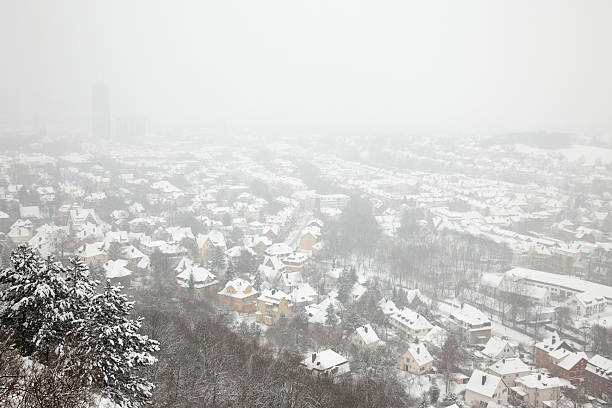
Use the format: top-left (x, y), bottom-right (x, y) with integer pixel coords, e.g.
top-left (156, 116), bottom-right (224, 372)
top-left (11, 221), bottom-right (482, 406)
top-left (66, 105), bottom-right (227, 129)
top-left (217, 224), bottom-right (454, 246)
top-left (92, 83), bottom-right (111, 140)
top-left (116, 115), bottom-right (146, 142)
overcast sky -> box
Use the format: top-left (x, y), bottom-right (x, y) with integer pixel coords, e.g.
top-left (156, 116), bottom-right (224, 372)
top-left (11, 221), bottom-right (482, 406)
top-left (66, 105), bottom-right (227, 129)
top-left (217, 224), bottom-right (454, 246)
top-left (1, 0), bottom-right (611, 136)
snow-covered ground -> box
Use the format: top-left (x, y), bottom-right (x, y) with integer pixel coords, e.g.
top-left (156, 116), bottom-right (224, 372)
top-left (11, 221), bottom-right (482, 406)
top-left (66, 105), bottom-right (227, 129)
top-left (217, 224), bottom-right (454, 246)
top-left (491, 321), bottom-right (533, 347)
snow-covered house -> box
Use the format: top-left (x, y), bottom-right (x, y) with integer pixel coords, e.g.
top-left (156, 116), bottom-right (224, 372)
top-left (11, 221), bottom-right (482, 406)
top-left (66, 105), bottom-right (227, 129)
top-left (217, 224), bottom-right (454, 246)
top-left (487, 357), bottom-right (532, 387)
top-left (482, 336), bottom-right (516, 361)
top-left (75, 242), bottom-right (107, 265)
top-left (255, 288), bottom-right (292, 325)
top-left (447, 303), bottom-right (491, 345)
top-left (512, 373), bottom-right (571, 408)
top-left (397, 342), bottom-right (434, 375)
top-left (464, 370), bottom-right (508, 408)
top-left (176, 265), bottom-right (218, 296)
top-left (290, 283), bottom-right (319, 307)
top-left (300, 349), bottom-right (350, 379)
top-left (350, 324), bottom-right (382, 349)
top-left (104, 259), bottom-right (133, 287)
top-left (389, 308), bottom-right (433, 339)
top-left (197, 230), bottom-right (226, 261)
top-left (217, 278), bottom-right (258, 313)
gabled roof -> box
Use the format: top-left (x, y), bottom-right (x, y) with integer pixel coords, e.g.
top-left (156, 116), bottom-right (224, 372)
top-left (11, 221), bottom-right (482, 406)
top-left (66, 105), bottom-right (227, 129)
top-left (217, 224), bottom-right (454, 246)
top-left (405, 343), bottom-right (433, 366)
top-left (557, 352), bottom-right (587, 371)
top-left (466, 370), bottom-right (503, 398)
top-left (354, 324), bottom-right (381, 346)
top-left (488, 357), bottom-right (530, 376)
top-left (482, 336), bottom-right (512, 359)
top-left (301, 349), bottom-right (347, 371)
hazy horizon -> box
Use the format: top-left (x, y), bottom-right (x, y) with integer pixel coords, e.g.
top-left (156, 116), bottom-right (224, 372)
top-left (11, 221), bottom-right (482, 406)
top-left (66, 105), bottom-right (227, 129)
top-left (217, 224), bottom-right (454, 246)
top-left (1, 0), bottom-right (611, 137)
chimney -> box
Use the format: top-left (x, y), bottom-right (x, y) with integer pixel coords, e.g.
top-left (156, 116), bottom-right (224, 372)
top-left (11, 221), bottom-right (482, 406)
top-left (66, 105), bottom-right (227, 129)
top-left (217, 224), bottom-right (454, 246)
top-left (417, 347), bottom-right (420, 354)
top-left (503, 359), bottom-right (505, 364)
top-left (364, 326), bottom-right (368, 333)
top-left (552, 337), bottom-right (556, 345)
top-left (538, 374), bottom-right (541, 381)
top-left (311, 353), bottom-right (316, 363)
top-left (461, 303), bottom-right (465, 309)
top-left (482, 375), bottom-right (486, 385)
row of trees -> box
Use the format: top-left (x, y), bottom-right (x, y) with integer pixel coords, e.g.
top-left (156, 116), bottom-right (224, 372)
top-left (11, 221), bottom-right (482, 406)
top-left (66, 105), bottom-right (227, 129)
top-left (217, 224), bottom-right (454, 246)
top-left (0, 244), bottom-right (158, 407)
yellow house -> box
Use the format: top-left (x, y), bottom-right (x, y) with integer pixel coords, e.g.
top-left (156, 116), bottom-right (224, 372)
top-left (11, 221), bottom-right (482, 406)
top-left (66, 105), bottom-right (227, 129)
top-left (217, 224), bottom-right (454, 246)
top-left (197, 230), bottom-right (226, 261)
top-left (218, 279), bottom-right (258, 313)
top-left (255, 288), bottom-right (293, 325)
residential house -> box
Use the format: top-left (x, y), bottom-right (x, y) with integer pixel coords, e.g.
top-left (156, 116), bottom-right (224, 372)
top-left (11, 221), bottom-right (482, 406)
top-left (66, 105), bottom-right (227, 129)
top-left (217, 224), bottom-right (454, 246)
top-left (290, 283), bottom-right (318, 307)
top-left (585, 354), bottom-right (612, 401)
top-left (487, 357), bottom-right (532, 387)
top-left (535, 331), bottom-right (574, 370)
top-left (397, 343), bottom-right (434, 375)
top-left (300, 349), bottom-right (350, 379)
top-left (218, 278), bottom-right (258, 313)
top-left (566, 292), bottom-right (607, 317)
top-left (299, 227), bottom-right (320, 252)
top-left (197, 230), bottom-right (226, 261)
top-left (7, 219), bottom-right (33, 243)
top-left (448, 303), bottom-right (492, 345)
top-left (176, 265), bottom-right (218, 297)
top-left (464, 370), bottom-right (508, 408)
top-left (75, 242), bottom-right (107, 265)
top-left (350, 324), bottom-right (382, 350)
top-left (104, 259), bottom-right (133, 287)
top-left (482, 336), bottom-right (516, 361)
top-left (550, 351), bottom-right (587, 386)
top-left (512, 373), bottom-right (570, 408)
top-left (255, 288), bottom-right (292, 325)
top-left (389, 308), bottom-right (433, 339)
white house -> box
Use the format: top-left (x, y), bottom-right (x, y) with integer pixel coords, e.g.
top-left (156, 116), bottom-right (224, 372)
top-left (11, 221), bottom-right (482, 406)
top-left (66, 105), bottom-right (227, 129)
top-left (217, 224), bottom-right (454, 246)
top-left (464, 370), bottom-right (508, 408)
top-left (350, 324), bottom-right (382, 349)
top-left (300, 349), bottom-right (350, 379)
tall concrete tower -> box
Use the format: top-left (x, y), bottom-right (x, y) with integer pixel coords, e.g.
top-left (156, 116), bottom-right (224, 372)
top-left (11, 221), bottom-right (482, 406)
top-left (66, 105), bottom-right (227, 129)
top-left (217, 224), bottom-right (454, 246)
top-left (91, 83), bottom-right (111, 140)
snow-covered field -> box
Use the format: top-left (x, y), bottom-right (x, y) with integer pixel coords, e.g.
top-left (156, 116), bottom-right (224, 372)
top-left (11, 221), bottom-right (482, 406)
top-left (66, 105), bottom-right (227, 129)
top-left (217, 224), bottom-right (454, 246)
top-left (513, 144), bottom-right (612, 165)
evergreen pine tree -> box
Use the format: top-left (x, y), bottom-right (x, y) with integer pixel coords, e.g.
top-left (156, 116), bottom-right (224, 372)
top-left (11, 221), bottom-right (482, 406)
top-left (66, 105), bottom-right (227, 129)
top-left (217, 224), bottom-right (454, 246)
top-left (253, 269), bottom-right (263, 291)
top-left (325, 303), bottom-right (338, 327)
top-left (0, 245), bottom-right (72, 358)
top-left (224, 260), bottom-right (235, 283)
top-left (78, 281), bottom-right (159, 407)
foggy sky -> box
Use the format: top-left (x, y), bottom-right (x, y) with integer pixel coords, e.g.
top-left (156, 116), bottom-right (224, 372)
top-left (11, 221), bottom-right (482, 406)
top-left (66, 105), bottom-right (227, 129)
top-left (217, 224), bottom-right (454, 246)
top-left (1, 0), bottom-right (611, 136)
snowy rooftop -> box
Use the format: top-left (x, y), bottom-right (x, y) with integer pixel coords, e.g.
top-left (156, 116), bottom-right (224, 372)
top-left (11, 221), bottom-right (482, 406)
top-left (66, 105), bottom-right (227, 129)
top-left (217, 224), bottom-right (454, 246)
top-left (488, 357), bottom-right (531, 375)
top-left (355, 324), bottom-right (380, 346)
top-left (301, 349), bottom-right (347, 371)
top-left (466, 369), bottom-right (502, 398)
